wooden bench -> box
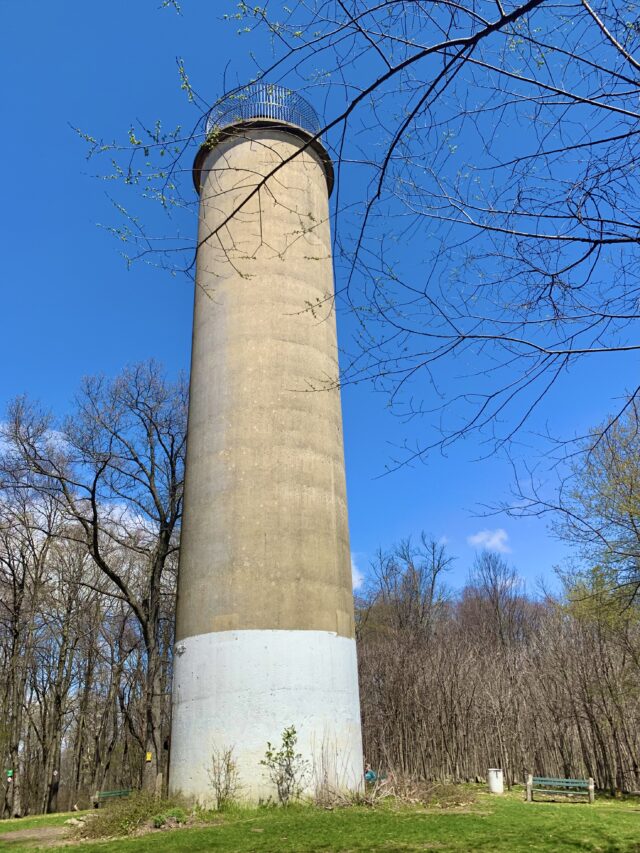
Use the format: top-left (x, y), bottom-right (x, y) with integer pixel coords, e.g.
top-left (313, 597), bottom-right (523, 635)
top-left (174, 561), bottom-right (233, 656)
top-left (93, 789), bottom-right (132, 808)
top-left (526, 775), bottom-right (594, 803)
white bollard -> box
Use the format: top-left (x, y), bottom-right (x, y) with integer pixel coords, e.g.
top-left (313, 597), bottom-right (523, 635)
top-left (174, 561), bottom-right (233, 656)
top-left (488, 768), bottom-right (504, 794)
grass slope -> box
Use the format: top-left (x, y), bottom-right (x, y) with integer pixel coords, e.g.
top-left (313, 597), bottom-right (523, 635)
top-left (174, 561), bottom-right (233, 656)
top-left (0, 811), bottom-right (89, 834)
top-left (0, 791), bottom-right (638, 852)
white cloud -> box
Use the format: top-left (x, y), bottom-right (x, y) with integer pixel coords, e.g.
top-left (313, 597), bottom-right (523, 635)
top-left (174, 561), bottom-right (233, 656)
top-left (0, 424), bottom-right (68, 455)
top-left (467, 528), bottom-right (511, 554)
top-left (351, 553), bottom-right (365, 591)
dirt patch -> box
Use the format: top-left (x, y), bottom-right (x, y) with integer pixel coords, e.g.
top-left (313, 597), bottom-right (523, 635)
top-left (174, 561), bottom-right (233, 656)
top-left (0, 826), bottom-right (69, 847)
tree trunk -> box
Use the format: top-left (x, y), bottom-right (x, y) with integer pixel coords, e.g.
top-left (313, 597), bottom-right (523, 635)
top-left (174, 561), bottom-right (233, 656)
top-left (142, 644), bottom-right (164, 795)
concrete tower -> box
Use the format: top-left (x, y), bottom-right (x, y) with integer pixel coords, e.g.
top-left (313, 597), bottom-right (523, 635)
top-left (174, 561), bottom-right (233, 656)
top-left (169, 84), bottom-right (363, 802)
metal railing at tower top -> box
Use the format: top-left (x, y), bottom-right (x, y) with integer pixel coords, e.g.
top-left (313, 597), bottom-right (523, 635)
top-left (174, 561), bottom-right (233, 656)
top-left (205, 83), bottom-right (322, 137)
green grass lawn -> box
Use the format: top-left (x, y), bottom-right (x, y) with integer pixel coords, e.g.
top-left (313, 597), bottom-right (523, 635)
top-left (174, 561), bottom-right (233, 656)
top-left (0, 810), bottom-right (89, 834)
top-left (0, 791), bottom-right (638, 852)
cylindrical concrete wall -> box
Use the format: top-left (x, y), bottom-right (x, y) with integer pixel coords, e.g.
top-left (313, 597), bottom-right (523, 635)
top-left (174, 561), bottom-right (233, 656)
top-left (169, 122), bottom-right (363, 802)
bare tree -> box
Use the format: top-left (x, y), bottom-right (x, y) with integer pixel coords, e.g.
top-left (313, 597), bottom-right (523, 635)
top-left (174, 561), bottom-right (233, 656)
top-left (359, 537), bottom-right (640, 792)
top-left (510, 397), bottom-right (640, 600)
top-left (77, 0), bottom-right (640, 467)
top-left (0, 495), bottom-right (58, 816)
top-left (0, 361), bottom-right (187, 794)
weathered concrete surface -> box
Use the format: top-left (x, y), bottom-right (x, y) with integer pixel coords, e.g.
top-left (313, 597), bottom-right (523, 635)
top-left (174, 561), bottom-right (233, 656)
top-left (170, 123), bottom-right (363, 801)
top-left (176, 128), bottom-right (353, 641)
top-left (170, 629), bottom-right (363, 802)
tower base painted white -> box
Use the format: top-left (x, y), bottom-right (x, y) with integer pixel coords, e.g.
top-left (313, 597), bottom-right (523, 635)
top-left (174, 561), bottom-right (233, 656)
top-left (169, 630), bottom-right (364, 803)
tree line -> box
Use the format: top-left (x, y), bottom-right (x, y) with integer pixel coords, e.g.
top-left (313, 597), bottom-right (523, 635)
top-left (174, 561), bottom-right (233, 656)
top-left (358, 541), bottom-right (640, 794)
top-left (0, 363), bottom-right (185, 816)
top-left (0, 363), bottom-right (638, 816)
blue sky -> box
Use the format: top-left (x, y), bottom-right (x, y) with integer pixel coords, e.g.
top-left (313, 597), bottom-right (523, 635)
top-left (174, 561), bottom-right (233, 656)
top-left (2, 0), bottom-right (631, 593)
